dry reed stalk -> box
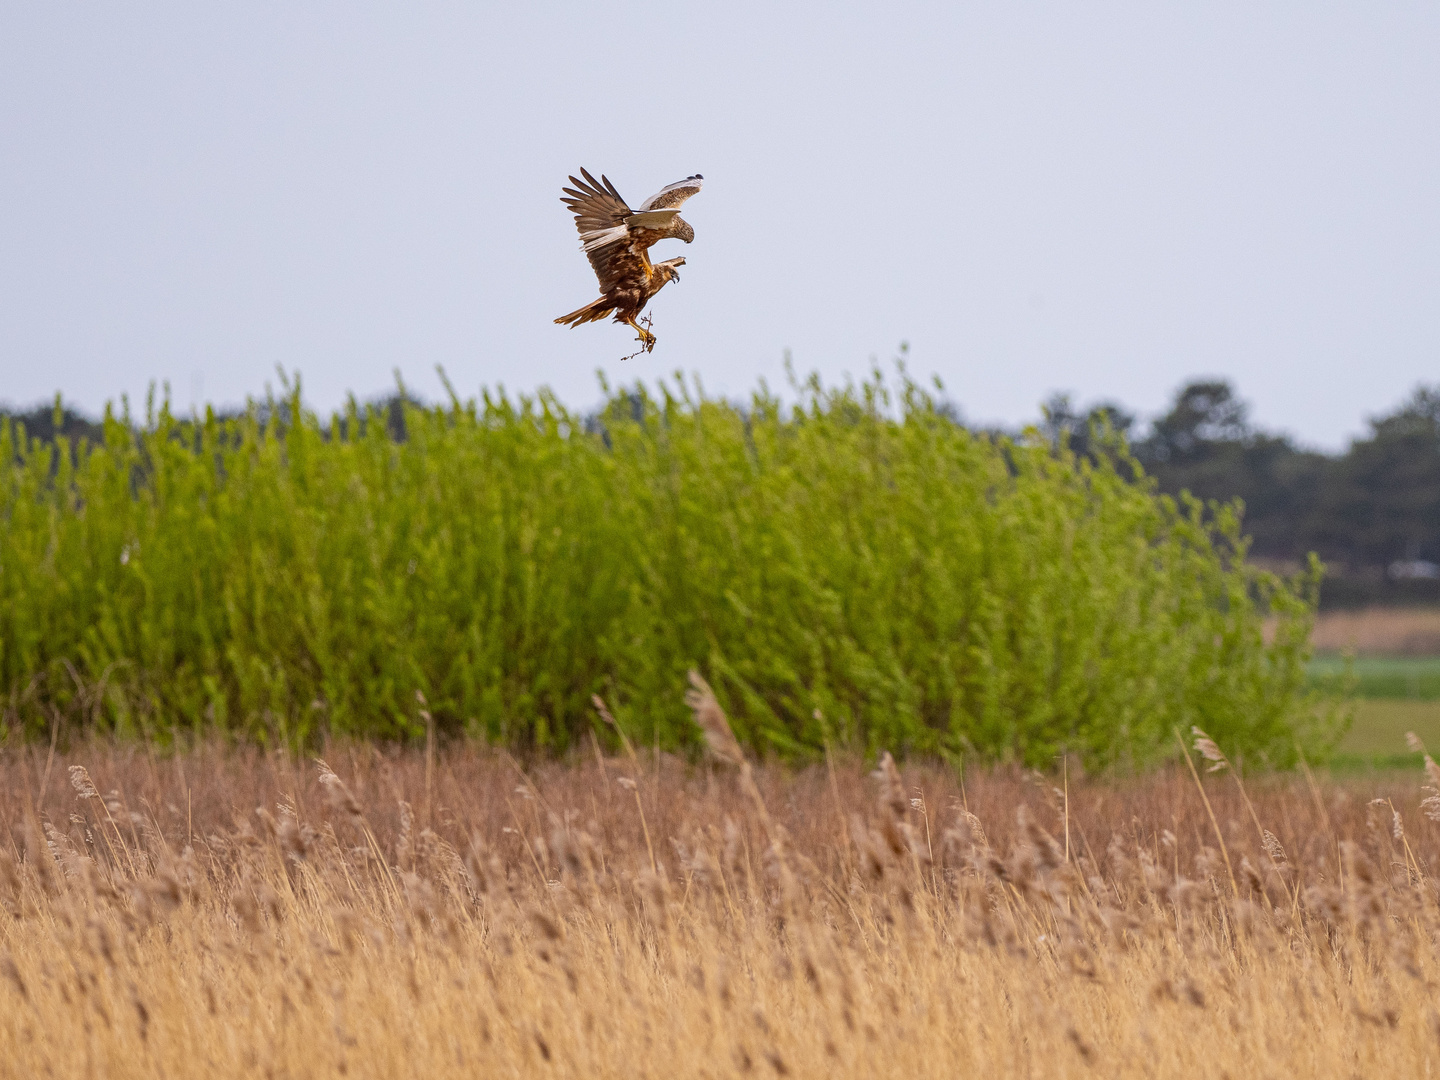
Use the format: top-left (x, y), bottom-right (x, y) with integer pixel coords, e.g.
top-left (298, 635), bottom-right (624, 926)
top-left (1192, 727), bottom-right (1269, 855)
top-left (418, 690), bottom-right (435, 830)
top-left (684, 672), bottom-right (783, 857)
top-left (592, 693), bottom-right (656, 873)
top-left (1177, 729), bottom-right (1238, 896)
top-left (685, 670), bottom-right (745, 768)
top-left (68, 763), bottom-right (138, 877)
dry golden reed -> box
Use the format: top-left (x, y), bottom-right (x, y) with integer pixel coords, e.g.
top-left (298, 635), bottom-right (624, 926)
top-left (2, 737), bottom-right (1440, 1078)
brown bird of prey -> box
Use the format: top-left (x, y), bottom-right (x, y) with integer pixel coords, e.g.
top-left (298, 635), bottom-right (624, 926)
top-left (553, 169), bottom-right (703, 352)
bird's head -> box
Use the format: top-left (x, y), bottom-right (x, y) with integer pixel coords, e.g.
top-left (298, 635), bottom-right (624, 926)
top-left (656, 257), bottom-right (685, 284)
top-left (673, 216), bottom-right (695, 244)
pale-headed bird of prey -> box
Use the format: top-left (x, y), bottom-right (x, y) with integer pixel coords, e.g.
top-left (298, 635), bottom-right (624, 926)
top-left (553, 170), bottom-right (703, 352)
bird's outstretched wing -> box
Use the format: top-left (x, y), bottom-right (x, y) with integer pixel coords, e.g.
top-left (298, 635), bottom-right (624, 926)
top-left (561, 169), bottom-right (649, 291)
top-left (561, 170), bottom-right (630, 251)
top-left (561, 168), bottom-right (630, 240)
top-left (637, 175), bottom-right (703, 211)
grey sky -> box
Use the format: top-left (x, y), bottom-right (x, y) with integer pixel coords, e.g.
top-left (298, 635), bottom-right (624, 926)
top-left (1, 3), bottom-right (1436, 449)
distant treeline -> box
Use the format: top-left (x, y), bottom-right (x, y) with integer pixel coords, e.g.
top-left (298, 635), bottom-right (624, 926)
top-left (1041, 381), bottom-right (1440, 608)
top-left (6, 374), bottom-right (1438, 609)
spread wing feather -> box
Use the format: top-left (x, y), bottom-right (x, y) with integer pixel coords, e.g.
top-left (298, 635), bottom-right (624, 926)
top-left (637, 175), bottom-right (703, 212)
top-left (561, 169), bottom-right (645, 291)
top-left (602, 172), bottom-right (627, 204)
top-left (561, 169), bottom-right (630, 236)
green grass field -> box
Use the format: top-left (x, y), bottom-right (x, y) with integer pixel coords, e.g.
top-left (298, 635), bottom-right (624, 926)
top-left (1309, 654), bottom-right (1440, 700)
top-left (1309, 655), bottom-right (1440, 763)
top-left (1337, 699), bottom-right (1440, 757)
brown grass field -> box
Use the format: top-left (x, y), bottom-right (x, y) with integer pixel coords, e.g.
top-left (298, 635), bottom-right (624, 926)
top-left (6, 711), bottom-right (1440, 1079)
top-left (1312, 606), bottom-right (1440, 656)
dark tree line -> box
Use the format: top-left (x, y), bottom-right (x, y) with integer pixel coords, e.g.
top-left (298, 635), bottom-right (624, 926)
top-left (1044, 380), bottom-right (1440, 606)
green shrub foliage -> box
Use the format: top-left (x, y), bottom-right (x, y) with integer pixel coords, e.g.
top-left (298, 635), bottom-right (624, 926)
top-left (0, 372), bottom-right (1339, 765)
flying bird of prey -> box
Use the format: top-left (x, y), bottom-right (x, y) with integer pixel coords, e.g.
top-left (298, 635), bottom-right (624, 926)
top-left (553, 169), bottom-right (703, 352)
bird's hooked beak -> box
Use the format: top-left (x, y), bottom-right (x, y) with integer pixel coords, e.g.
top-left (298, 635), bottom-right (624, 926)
top-left (671, 271), bottom-right (680, 283)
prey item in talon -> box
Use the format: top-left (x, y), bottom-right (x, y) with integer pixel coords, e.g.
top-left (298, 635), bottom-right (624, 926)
top-left (618, 315), bottom-right (657, 362)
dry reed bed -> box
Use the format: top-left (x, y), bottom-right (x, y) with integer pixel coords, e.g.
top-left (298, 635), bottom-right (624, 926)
top-left (4, 729), bottom-right (1440, 1077)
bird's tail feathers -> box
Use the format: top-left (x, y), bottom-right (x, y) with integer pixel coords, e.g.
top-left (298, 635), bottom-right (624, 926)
top-left (554, 297), bottom-right (616, 326)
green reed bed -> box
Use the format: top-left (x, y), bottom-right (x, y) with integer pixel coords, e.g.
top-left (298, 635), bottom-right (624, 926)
top-left (0, 372), bottom-right (1338, 763)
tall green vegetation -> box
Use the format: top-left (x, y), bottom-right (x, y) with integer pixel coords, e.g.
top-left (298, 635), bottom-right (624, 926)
top-left (0, 372), bottom-right (1338, 764)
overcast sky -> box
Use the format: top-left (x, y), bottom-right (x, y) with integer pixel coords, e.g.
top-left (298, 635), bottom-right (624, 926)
top-left (2, 3), bottom-right (1436, 448)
